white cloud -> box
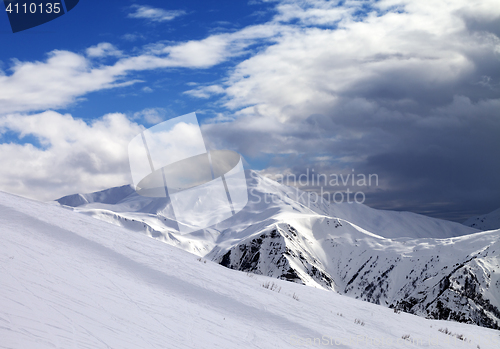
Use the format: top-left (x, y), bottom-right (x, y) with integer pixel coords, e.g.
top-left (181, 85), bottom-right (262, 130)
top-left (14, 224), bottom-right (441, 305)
top-left (0, 24), bottom-right (280, 115)
top-left (220, 0), bottom-right (500, 122)
top-left (86, 43), bottom-right (123, 58)
top-left (133, 108), bottom-right (166, 124)
top-left (184, 85), bottom-right (225, 99)
top-left (0, 111), bottom-right (143, 201)
top-left (204, 113), bottom-right (236, 124)
top-left (122, 33), bottom-right (146, 42)
top-left (158, 24), bottom-right (282, 67)
top-left (273, 0), bottom-right (358, 25)
top-left (0, 50), bottom-right (127, 114)
top-left (128, 5), bottom-right (185, 22)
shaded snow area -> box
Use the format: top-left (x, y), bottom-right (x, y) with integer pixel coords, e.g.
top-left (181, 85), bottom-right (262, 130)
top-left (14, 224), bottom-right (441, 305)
top-left (2, 191), bottom-right (500, 348)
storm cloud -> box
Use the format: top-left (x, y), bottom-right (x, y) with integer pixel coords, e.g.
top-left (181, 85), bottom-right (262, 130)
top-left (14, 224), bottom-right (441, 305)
top-left (201, 0), bottom-right (500, 221)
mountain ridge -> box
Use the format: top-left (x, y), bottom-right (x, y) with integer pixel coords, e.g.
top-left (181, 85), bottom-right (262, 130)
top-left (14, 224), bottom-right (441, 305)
top-left (54, 170), bottom-right (500, 329)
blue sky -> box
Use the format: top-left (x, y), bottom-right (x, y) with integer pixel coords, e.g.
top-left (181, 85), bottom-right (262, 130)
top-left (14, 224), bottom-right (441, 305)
top-left (0, 0), bottom-right (499, 222)
top-left (0, 0), bottom-right (275, 122)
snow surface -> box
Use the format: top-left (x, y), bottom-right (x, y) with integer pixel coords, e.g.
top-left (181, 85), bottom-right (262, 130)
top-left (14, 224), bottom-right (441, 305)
top-left (1, 190), bottom-right (500, 348)
top-left (50, 171), bottom-right (500, 329)
top-left (464, 207), bottom-right (500, 231)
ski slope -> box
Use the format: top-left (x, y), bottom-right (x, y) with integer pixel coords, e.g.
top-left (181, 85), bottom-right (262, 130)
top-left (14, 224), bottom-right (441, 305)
top-left (2, 190), bottom-right (500, 348)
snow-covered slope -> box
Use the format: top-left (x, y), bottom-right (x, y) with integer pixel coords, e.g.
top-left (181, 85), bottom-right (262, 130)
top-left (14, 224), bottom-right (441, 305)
top-left (209, 215), bottom-right (500, 329)
top-left (464, 207), bottom-right (500, 231)
top-left (2, 191), bottom-right (500, 348)
top-left (54, 171), bottom-right (500, 330)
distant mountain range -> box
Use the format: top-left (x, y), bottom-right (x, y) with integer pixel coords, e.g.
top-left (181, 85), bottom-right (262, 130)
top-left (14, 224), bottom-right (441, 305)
top-left (56, 170), bottom-right (500, 330)
top-left (464, 208), bottom-right (500, 231)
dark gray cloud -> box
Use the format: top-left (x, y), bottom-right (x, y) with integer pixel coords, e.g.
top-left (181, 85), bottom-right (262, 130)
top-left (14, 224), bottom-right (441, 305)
top-left (201, 0), bottom-right (500, 222)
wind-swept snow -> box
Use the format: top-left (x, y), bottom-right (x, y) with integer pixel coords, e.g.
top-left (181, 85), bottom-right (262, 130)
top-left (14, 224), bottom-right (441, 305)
top-left (1, 190), bottom-right (500, 348)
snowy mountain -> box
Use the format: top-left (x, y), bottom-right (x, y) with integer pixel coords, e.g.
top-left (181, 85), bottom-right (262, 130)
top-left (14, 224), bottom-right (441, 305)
top-left (55, 171), bottom-right (500, 330)
top-left (464, 207), bottom-right (500, 231)
top-left (3, 190), bottom-right (500, 348)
